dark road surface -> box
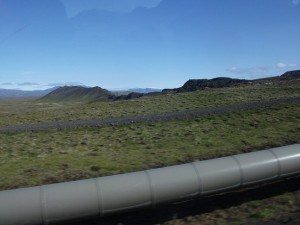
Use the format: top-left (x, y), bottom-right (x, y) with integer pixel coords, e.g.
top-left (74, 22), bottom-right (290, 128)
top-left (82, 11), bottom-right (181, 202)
top-left (1, 97), bottom-right (300, 133)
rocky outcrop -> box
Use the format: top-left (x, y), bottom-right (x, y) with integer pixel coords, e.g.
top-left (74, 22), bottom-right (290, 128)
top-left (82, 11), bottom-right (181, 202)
top-left (114, 92), bottom-right (144, 101)
top-left (279, 70), bottom-right (300, 80)
top-left (163, 77), bottom-right (249, 93)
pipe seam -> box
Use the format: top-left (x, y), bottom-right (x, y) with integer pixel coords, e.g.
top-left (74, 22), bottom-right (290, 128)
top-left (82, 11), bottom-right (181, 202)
top-left (40, 186), bottom-right (48, 225)
top-left (93, 178), bottom-right (103, 217)
top-left (267, 149), bottom-right (282, 179)
top-left (144, 170), bottom-right (156, 207)
top-left (231, 155), bottom-right (244, 187)
top-left (190, 162), bottom-right (203, 195)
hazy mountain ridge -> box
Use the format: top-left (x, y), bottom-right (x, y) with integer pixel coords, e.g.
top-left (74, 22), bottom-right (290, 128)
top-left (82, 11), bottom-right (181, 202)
top-left (0, 87), bottom-right (162, 99)
top-left (127, 88), bottom-right (162, 94)
top-left (0, 87), bottom-right (58, 99)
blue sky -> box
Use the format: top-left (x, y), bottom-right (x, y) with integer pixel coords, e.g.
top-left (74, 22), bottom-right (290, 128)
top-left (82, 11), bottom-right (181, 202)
top-left (0, 0), bottom-right (299, 90)
top-left (61, 0), bottom-right (162, 17)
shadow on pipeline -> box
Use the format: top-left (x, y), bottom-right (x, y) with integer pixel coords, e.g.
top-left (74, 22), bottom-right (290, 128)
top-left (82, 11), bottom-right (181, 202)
top-left (57, 176), bottom-right (300, 225)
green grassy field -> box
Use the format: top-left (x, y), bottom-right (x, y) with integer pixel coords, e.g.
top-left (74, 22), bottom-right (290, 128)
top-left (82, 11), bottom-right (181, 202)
top-left (0, 82), bottom-right (299, 189)
top-left (0, 102), bottom-right (299, 190)
top-left (0, 82), bottom-right (300, 126)
top-left (0, 82), bottom-right (299, 224)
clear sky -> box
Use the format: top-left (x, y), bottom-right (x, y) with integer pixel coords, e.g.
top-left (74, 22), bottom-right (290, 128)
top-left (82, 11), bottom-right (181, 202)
top-left (0, 0), bottom-right (299, 90)
top-left (61, 0), bottom-right (163, 17)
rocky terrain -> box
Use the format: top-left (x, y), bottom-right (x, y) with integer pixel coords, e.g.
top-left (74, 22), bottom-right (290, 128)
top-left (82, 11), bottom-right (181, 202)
top-left (279, 70), bottom-right (300, 80)
top-left (163, 77), bottom-right (249, 93)
top-left (163, 70), bottom-right (300, 94)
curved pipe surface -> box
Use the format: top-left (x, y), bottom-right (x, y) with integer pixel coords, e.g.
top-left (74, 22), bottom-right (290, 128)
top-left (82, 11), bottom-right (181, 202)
top-left (0, 144), bottom-right (299, 225)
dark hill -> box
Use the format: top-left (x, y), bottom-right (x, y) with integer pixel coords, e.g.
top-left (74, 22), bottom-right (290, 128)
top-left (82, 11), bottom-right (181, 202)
top-left (279, 70), bottom-right (300, 80)
top-left (163, 70), bottom-right (300, 93)
top-left (163, 77), bottom-right (249, 93)
top-left (114, 92), bottom-right (144, 101)
top-left (39, 86), bottom-right (147, 102)
top-left (40, 86), bottom-right (114, 102)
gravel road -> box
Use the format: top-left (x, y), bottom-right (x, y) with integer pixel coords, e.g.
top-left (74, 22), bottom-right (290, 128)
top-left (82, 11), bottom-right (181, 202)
top-left (1, 97), bottom-right (300, 133)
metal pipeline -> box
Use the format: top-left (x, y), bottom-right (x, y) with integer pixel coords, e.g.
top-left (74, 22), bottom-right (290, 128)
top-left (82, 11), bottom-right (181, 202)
top-left (0, 144), bottom-right (299, 225)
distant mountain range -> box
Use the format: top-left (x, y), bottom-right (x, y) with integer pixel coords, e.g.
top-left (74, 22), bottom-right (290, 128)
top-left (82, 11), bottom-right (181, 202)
top-left (39, 70), bottom-right (300, 103)
top-left (0, 87), bottom-right (161, 99)
top-left (1, 70), bottom-right (299, 100)
top-left (127, 88), bottom-right (162, 94)
top-left (0, 87), bottom-right (58, 99)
